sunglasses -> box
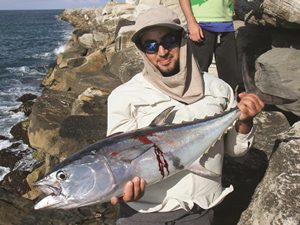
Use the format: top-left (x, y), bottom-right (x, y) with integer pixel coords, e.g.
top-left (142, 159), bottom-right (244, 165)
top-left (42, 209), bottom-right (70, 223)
top-left (141, 33), bottom-right (180, 54)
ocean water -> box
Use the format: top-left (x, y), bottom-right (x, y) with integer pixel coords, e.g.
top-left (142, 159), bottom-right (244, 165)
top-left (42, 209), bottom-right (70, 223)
top-left (0, 10), bottom-right (72, 179)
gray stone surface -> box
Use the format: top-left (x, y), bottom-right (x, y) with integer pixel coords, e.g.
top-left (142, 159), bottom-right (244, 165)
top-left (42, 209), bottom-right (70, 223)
top-left (238, 121), bottom-right (300, 225)
top-left (255, 48), bottom-right (300, 116)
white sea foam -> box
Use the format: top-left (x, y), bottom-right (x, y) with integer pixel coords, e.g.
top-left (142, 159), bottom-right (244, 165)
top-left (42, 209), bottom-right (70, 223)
top-left (32, 52), bottom-right (53, 59)
top-left (6, 66), bottom-right (29, 75)
top-left (63, 29), bottom-right (72, 41)
top-left (0, 111), bottom-right (25, 137)
top-left (0, 140), bottom-right (12, 150)
top-left (54, 44), bottom-right (67, 55)
top-left (6, 66), bottom-right (44, 77)
top-left (12, 144), bottom-right (40, 172)
top-left (0, 166), bottom-right (10, 182)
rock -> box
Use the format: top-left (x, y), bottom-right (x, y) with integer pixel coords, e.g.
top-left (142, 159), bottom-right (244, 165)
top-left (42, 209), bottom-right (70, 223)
top-left (12, 101), bottom-right (35, 117)
top-left (235, 0), bottom-right (300, 29)
top-left (10, 119), bottom-right (30, 145)
top-left (72, 50), bottom-right (107, 74)
top-left (11, 93), bottom-right (37, 116)
top-left (27, 87), bottom-right (110, 159)
top-left (115, 27), bottom-right (136, 52)
top-left (255, 48), bottom-right (300, 116)
top-left (57, 113), bottom-right (108, 159)
top-left (0, 135), bottom-right (9, 140)
top-left (60, 8), bottom-right (103, 30)
top-left (71, 87), bottom-right (109, 116)
top-left (93, 30), bottom-right (112, 50)
top-left (108, 46), bottom-right (144, 83)
top-left (271, 28), bottom-right (300, 49)
top-left (0, 187), bottom-right (117, 225)
top-left (78, 33), bottom-right (94, 49)
top-left (0, 188), bottom-right (33, 225)
top-left (70, 70), bottom-right (121, 96)
top-left (28, 89), bottom-right (77, 156)
top-left (252, 111), bottom-right (291, 158)
top-left (237, 121), bottom-right (300, 225)
top-left (43, 50), bottom-right (108, 93)
top-left (0, 147), bottom-right (31, 195)
top-left (16, 94), bottom-right (37, 103)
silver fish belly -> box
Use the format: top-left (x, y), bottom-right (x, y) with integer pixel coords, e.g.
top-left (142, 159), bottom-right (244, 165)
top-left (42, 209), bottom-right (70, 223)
top-left (34, 107), bottom-right (240, 209)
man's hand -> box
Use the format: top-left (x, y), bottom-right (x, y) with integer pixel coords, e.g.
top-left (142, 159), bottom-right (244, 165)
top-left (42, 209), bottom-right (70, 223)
top-left (236, 92), bottom-right (264, 134)
top-left (110, 177), bottom-right (145, 205)
top-left (179, 0), bottom-right (204, 42)
top-left (188, 21), bottom-right (204, 42)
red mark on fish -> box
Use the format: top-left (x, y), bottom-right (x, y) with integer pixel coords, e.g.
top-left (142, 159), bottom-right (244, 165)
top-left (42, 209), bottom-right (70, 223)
top-left (154, 144), bottom-right (169, 177)
top-left (138, 135), bottom-right (169, 177)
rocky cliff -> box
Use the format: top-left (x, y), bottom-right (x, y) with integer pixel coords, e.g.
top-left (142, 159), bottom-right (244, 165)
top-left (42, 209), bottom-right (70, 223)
top-left (1, 0), bottom-right (299, 224)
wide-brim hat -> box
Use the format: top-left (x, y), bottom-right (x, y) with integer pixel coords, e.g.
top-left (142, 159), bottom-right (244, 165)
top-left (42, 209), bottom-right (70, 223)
top-left (131, 6), bottom-right (183, 44)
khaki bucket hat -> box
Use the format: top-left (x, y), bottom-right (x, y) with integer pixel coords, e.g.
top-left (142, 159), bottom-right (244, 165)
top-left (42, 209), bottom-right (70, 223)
top-left (131, 6), bottom-right (183, 44)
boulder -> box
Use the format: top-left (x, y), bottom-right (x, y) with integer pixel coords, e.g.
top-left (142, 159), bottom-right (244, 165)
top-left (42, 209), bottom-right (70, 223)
top-left (237, 121), bottom-right (300, 225)
top-left (71, 87), bottom-right (109, 116)
top-left (78, 33), bottom-right (94, 49)
top-left (108, 46), bottom-right (144, 83)
top-left (28, 89), bottom-right (77, 156)
top-left (27, 87), bottom-right (111, 160)
top-left (43, 50), bottom-right (108, 93)
top-left (0, 188), bottom-right (33, 225)
top-left (255, 48), bottom-right (300, 116)
top-left (235, 0), bottom-right (300, 29)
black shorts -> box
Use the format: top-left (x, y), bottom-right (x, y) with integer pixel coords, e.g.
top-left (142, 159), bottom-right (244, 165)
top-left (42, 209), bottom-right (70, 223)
top-left (116, 202), bottom-right (214, 225)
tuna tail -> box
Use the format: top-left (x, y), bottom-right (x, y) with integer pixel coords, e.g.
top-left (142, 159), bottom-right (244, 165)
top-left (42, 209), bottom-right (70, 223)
top-left (241, 53), bottom-right (297, 105)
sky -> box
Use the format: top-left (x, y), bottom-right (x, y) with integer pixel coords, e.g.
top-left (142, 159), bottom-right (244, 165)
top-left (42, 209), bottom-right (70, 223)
top-left (0, 0), bottom-right (125, 10)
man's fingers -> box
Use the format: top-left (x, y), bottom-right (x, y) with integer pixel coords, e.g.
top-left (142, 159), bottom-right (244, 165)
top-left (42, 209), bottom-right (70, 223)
top-left (133, 177), bottom-right (141, 200)
top-left (140, 178), bottom-right (145, 193)
top-left (111, 196), bottom-right (121, 205)
top-left (111, 177), bottom-right (146, 204)
top-left (123, 181), bottom-right (134, 202)
top-left (238, 93), bottom-right (265, 121)
top-left (239, 92), bottom-right (264, 108)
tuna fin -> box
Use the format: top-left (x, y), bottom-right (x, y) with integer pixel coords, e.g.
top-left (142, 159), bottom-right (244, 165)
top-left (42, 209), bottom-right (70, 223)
top-left (187, 161), bottom-right (220, 178)
top-left (149, 106), bottom-right (175, 127)
top-left (241, 53), bottom-right (297, 105)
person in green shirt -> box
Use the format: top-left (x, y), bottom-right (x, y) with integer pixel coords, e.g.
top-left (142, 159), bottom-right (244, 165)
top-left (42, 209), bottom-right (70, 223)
top-left (179, 0), bottom-right (243, 90)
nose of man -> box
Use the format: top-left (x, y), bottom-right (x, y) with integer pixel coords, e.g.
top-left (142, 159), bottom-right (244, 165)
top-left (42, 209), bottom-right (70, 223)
top-left (157, 44), bottom-right (170, 57)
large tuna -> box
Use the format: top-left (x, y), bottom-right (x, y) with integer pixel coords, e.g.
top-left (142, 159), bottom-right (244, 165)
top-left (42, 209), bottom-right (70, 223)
top-left (34, 107), bottom-right (240, 209)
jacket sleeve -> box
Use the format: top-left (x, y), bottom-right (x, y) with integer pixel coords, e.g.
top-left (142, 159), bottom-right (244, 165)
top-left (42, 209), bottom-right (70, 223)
top-left (106, 88), bottom-right (138, 136)
top-left (223, 82), bottom-right (256, 157)
top-left (224, 126), bottom-right (256, 157)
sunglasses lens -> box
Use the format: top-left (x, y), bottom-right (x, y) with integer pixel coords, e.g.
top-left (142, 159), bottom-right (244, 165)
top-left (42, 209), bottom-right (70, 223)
top-left (161, 34), bottom-right (178, 49)
top-left (142, 34), bottom-right (179, 54)
top-left (143, 41), bottom-right (159, 54)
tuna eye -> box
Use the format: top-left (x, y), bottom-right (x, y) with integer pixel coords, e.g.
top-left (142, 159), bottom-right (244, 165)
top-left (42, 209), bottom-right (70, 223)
top-left (56, 171), bottom-right (67, 180)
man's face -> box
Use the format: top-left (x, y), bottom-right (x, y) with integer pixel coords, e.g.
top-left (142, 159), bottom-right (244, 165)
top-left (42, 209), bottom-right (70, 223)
top-left (140, 27), bottom-right (180, 77)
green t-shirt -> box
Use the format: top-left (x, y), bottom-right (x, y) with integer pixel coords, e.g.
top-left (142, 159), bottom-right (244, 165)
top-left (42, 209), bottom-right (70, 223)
top-left (191, 0), bottom-right (233, 22)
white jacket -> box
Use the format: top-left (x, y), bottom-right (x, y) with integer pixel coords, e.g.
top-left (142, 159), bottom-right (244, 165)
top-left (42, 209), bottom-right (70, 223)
top-left (107, 72), bottom-right (255, 212)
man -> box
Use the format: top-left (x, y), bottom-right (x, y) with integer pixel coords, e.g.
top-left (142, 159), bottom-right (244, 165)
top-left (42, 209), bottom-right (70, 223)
top-left (107, 6), bottom-right (264, 225)
top-left (179, 0), bottom-right (242, 90)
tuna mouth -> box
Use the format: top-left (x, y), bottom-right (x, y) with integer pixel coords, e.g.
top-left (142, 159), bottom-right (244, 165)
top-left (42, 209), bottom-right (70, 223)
top-left (34, 182), bottom-right (62, 196)
top-left (34, 182), bottom-right (65, 210)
